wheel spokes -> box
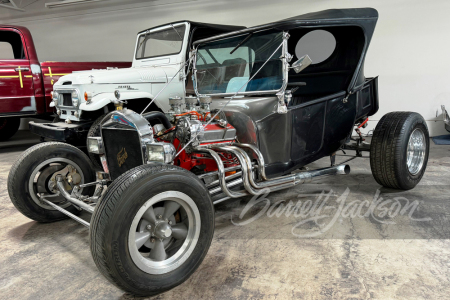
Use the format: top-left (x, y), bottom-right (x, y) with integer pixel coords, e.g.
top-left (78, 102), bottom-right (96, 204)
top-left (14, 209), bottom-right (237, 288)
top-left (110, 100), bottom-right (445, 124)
top-left (149, 239), bottom-right (167, 261)
top-left (142, 206), bottom-right (157, 224)
top-left (163, 201), bottom-right (180, 219)
top-left (171, 223), bottom-right (188, 240)
top-left (135, 231), bottom-right (151, 249)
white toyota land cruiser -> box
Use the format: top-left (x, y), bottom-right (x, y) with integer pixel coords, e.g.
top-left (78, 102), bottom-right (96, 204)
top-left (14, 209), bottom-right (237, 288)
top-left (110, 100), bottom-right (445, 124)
top-left (29, 21), bottom-right (244, 149)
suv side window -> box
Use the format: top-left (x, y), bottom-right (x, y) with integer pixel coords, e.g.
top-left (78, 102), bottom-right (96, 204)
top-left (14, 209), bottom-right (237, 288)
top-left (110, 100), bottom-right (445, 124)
top-left (0, 30), bottom-right (25, 59)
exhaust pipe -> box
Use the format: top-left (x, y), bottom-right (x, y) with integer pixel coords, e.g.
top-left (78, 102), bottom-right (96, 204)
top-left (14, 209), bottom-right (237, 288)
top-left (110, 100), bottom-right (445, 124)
top-left (207, 171), bottom-right (243, 188)
top-left (299, 164), bottom-right (350, 179)
top-left (195, 146), bottom-right (350, 198)
top-left (195, 148), bottom-right (248, 199)
top-left (210, 164), bottom-right (349, 206)
top-left (232, 143), bottom-right (269, 180)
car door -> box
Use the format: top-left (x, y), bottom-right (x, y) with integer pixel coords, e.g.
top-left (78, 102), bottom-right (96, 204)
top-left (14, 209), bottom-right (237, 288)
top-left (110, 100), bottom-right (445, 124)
top-left (0, 28), bottom-right (35, 116)
top-left (133, 22), bottom-right (190, 105)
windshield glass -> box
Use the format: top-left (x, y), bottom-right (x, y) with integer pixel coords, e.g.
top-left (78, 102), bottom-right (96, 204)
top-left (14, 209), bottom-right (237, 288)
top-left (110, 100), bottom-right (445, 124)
top-left (195, 31), bottom-right (283, 95)
top-left (136, 24), bottom-right (186, 59)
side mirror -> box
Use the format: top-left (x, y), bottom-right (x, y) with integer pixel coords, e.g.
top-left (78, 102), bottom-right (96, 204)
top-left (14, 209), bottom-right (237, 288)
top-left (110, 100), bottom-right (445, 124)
top-left (291, 55), bottom-right (312, 73)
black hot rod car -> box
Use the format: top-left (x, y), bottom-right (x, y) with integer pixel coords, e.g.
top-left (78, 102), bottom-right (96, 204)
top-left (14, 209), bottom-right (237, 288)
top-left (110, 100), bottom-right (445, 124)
top-left (7, 8), bottom-right (429, 296)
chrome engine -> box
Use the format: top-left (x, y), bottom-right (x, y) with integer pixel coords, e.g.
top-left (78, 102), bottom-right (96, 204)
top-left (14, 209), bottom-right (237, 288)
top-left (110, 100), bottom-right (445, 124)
top-left (87, 95), bottom-right (237, 180)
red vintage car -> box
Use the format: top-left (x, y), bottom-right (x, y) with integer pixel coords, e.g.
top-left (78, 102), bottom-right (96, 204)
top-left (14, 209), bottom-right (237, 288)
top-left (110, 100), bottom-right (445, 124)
top-left (0, 25), bottom-right (131, 141)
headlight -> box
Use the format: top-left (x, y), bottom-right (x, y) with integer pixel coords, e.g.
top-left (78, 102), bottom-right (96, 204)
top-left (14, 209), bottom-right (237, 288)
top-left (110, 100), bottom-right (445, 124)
top-left (52, 91), bottom-right (58, 100)
top-left (87, 137), bottom-right (104, 154)
top-left (146, 143), bottom-right (176, 163)
top-left (72, 90), bottom-right (79, 106)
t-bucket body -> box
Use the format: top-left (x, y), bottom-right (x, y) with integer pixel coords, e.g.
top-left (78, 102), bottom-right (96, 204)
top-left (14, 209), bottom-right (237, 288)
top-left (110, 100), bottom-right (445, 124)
top-left (192, 8), bottom-right (379, 177)
top-left (89, 8), bottom-right (381, 181)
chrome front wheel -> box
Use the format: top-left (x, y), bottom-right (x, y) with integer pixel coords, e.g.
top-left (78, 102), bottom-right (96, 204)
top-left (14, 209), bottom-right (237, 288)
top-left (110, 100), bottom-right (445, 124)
top-left (7, 142), bottom-right (95, 222)
top-left (90, 164), bottom-right (214, 296)
top-left (28, 158), bottom-right (86, 210)
top-left (128, 191), bottom-right (201, 275)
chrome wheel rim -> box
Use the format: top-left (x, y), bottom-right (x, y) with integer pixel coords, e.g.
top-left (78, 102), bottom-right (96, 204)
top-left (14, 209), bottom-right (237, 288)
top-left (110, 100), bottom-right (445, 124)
top-left (128, 191), bottom-right (201, 275)
top-left (28, 158), bottom-right (85, 210)
top-left (407, 128), bottom-right (426, 175)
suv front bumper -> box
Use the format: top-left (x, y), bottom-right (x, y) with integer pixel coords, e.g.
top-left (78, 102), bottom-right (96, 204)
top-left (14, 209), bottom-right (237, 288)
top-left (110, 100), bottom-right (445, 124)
top-left (29, 121), bottom-right (93, 144)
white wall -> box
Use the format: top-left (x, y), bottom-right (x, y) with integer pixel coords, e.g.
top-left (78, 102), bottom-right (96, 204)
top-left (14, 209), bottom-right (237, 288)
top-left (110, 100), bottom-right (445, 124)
top-left (5, 0), bottom-right (450, 136)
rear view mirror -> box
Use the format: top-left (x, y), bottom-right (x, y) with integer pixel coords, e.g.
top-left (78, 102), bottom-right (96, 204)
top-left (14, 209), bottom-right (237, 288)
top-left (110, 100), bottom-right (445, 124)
top-left (291, 55), bottom-right (312, 73)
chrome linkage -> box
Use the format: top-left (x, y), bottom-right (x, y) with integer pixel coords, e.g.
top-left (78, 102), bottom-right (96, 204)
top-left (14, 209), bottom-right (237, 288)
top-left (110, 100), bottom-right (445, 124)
top-left (53, 176), bottom-right (110, 214)
top-left (39, 177), bottom-right (110, 228)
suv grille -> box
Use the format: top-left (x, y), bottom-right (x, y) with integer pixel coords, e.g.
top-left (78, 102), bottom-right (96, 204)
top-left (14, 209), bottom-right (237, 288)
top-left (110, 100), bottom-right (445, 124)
top-left (62, 93), bottom-right (72, 106)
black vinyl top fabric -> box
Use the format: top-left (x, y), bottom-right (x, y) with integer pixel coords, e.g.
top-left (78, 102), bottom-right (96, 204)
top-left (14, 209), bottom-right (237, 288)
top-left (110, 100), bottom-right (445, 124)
top-left (194, 8), bottom-right (378, 46)
top-left (138, 21), bottom-right (246, 35)
top-left (278, 7), bottom-right (378, 26)
top-left (193, 8), bottom-right (379, 92)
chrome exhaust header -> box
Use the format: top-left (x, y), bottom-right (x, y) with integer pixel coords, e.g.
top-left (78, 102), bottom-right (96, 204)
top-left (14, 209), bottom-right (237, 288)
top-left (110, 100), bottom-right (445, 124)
top-left (195, 148), bottom-right (249, 198)
top-left (195, 145), bottom-right (351, 199)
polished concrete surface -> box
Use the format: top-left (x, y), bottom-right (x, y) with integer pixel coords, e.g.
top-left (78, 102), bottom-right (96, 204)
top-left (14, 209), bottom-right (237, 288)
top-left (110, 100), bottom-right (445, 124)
top-left (1, 131), bottom-right (449, 299)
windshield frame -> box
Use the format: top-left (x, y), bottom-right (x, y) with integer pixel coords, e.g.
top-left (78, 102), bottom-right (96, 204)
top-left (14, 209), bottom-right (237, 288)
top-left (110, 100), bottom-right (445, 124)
top-left (134, 22), bottom-right (189, 61)
top-left (192, 29), bottom-right (287, 97)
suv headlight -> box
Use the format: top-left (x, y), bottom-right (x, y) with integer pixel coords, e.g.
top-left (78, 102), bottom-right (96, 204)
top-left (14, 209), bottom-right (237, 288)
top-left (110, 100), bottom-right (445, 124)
top-left (51, 91), bottom-right (59, 107)
top-left (72, 90), bottom-right (79, 107)
top-left (52, 91), bottom-right (58, 101)
top-left (146, 143), bottom-right (176, 163)
top-left (87, 137), bottom-right (104, 154)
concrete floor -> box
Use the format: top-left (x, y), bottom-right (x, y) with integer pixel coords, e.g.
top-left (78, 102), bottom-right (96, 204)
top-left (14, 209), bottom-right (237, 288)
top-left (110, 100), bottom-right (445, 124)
top-left (1, 131), bottom-right (450, 300)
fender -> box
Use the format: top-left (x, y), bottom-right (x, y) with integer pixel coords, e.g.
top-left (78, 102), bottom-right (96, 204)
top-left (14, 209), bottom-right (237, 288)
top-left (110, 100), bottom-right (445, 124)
top-left (79, 91), bottom-right (166, 111)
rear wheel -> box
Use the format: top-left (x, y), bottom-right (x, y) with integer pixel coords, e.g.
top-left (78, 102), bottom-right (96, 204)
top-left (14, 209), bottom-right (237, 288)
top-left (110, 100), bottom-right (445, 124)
top-left (90, 164), bottom-right (214, 296)
top-left (7, 142), bottom-right (96, 222)
top-left (0, 117), bottom-right (20, 141)
top-left (370, 112), bottom-right (429, 190)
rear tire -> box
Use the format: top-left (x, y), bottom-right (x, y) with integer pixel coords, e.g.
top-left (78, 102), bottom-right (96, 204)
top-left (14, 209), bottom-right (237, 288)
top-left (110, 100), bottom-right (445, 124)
top-left (0, 117), bottom-right (20, 141)
top-left (87, 114), bottom-right (107, 170)
top-left (370, 112), bottom-right (429, 190)
top-left (90, 164), bottom-right (214, 296)
top-left (7, 142), bottom-right (96, 222)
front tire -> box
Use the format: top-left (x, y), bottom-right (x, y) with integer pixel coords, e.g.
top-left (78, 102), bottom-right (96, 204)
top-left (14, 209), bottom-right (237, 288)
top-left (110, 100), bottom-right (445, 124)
top-left (90, 164), bottom-right (214, 296)
top-left (0, 117), bottom-right (20, 141)
top-left (7, 142), bottom-right (96, 222)
top-left (370, 112), bottom-right (429, 190)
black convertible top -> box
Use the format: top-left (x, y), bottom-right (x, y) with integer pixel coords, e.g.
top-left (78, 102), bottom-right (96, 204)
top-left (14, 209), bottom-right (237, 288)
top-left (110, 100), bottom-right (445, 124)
top-left (194, 8), bottom-right (378, 45)
top-left (193, 8), bottom-right (379, 96)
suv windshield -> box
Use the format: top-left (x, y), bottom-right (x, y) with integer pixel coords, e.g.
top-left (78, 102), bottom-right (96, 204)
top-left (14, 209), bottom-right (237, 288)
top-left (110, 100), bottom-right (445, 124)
top-left (195, 31), bottom-right (283, 95)
top-left (136, 24), bottom-right (186, 59)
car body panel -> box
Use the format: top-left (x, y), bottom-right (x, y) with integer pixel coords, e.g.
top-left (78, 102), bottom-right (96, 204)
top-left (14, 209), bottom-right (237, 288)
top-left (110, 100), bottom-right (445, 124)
top-left (0, 24), bottom-right (131, 117)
